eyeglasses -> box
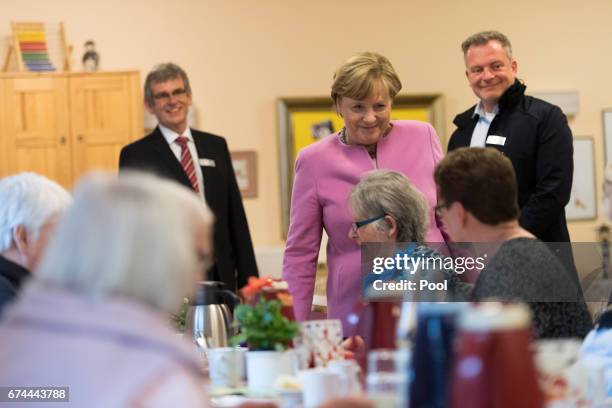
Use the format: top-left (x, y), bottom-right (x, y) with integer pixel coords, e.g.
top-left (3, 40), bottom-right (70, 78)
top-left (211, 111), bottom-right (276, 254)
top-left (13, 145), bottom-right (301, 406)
top-left (434, 201), bottom-right (448, 216)
top-left (351, 214), bottom-right (386, 233)
top-left (153, 88), bottom-right (188, 102)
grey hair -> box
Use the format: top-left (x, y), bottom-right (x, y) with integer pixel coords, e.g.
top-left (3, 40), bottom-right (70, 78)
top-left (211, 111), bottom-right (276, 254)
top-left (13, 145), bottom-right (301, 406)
top-left (350, 170), bottom-right (429, 243)
top-left (0, 173), bottom-right (71, 253)
top-left (35, 171), bottom-right (213, 313)
top-left (461, 30), bottom-right (513, 61)
top-left (144, 62), bottom-right (192, 107)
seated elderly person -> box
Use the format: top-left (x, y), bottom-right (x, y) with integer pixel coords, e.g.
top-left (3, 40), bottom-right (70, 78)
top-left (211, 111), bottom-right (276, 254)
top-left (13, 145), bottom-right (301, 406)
top-left (341, 170), bottom-right (469, 355)
top-left (0, 172), bottom-right (214, 406)
top-left (349, 169), bottom-right (469, 301)
top-left (434, 147), bottom-right (593, 338)
top-left (0, 172), bottom-right (71, 316)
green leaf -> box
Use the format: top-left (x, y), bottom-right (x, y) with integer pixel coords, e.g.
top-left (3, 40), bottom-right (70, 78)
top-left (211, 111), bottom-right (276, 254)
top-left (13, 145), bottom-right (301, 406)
top-left (230, 297), bottom-right (300, 350)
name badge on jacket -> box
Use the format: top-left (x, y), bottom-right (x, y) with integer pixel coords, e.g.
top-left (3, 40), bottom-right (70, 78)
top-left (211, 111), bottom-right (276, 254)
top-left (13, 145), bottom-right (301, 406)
top-left (486, 135), bottom-right (506, 146)
top-left (199, 158), bottom-right (216, 167)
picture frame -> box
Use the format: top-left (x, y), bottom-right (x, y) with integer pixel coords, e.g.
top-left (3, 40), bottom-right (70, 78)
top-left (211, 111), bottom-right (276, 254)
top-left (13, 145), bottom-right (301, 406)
top-left (231, 151), bottom-right (257, 198)
top-left (277, 94), bottom-right (444, 236)
top-left (603, 109), bottom-right (612, 165)
top-left (566, 137), bottom-right (597, 220)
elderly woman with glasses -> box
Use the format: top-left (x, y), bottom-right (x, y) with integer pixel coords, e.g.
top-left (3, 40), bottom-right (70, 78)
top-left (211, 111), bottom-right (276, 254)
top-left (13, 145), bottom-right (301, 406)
top-left (283, 52), bottom-right (446, 331)
top-left (349, 169), bottom-right (468, 300)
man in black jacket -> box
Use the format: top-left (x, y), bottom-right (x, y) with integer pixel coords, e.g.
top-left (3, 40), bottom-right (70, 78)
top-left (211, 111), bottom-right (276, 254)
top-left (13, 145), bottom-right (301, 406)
top-left (448, 31), bottom-right (573, 244)
top-left (119, 63), bottom-right (258, 292)
top-left (0, 173), bottom-right (71, 315)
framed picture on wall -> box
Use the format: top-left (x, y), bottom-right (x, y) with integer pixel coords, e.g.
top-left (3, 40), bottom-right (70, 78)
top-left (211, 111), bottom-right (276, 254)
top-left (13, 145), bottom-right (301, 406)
top-left (603, 109), bottom-right (612, 165)
top-left (231, 151), bottom-right (257, 198)
top-left (277, 94), bottom-right (444, 236)
top-left (566, 137), bottom-right (596, 220)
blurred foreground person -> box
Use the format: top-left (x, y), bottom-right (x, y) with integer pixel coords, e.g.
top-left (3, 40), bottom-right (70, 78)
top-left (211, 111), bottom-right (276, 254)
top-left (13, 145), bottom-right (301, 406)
top-left (0, 172), bottom-right (71, 316)
top-left (434, 148), bottom-right (592, 338)
top-left (0, 172), bottom-right (214, 406)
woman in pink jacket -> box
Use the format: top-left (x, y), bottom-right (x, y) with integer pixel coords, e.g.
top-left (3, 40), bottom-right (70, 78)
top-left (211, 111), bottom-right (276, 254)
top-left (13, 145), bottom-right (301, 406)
top-left (282, 52), bottom-right (445, 332)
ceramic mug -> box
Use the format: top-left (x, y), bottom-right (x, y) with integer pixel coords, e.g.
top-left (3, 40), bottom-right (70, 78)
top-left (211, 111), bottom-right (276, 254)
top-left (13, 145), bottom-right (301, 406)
top-left (327, 359), bottom-right (362, 395)
top-left (299, 368), bottom-right (345, 408)
top-left (535, 339), bottom-right (607, 404)
top-left (207, 347), bottom-right (245, 387)
top-left (246, 349), bottom-right (297, 392)
top-left (296, 319), bottom-right (344, 367)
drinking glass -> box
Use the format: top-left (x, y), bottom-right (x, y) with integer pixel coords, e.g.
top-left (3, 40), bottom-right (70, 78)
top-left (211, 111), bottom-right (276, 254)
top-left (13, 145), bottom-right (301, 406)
top-left (366, 349), bottom-right (410, 408)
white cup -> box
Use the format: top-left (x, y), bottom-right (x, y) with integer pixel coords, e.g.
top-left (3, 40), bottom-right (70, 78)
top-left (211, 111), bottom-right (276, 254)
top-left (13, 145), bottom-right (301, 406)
top-left (299, 368), bottom-right (345, 408)
top-left (246, 349), bottom-right (297, 392)
top-left (208, 347), bottom-right (245, 387)
top-left (327, 359), bottom-right (362, 395)
top-left (296, 319), bottom-right (343, 367)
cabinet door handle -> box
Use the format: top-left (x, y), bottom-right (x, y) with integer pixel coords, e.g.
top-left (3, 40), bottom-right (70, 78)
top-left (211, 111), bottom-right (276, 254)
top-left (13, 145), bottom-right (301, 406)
top-left (59, 136), bottom-right (66, 145)
top-left (77, 135), bottom-right (84, 142)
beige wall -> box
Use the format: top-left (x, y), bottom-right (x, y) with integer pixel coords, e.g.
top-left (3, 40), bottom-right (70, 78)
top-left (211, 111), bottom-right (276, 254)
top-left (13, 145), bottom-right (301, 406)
top-left (2, 0), bottom-right (611, 246)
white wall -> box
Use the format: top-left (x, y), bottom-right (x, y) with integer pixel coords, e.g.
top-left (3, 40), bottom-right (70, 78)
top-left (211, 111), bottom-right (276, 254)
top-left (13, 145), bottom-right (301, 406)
top-left (2, 0), bottom-right (611, 248)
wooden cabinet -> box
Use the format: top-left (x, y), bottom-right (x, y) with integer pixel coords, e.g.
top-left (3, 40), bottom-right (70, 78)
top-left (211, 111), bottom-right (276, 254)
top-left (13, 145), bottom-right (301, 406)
top-left (2, 75), bottom-right (72, 186)
top-left (0, 71), bottom-right (142, 188)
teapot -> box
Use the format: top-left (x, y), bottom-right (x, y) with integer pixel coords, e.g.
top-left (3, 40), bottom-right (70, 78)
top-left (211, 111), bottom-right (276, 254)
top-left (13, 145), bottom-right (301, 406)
top-left (184, 281), bottom-right (240, 349)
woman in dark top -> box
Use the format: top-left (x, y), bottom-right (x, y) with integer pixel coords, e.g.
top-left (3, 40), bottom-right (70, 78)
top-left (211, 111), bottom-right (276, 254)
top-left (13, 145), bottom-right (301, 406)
top-left (472, 237), bottom-right (592, 338)
top-left (435, 147), bottom-right (592, 338)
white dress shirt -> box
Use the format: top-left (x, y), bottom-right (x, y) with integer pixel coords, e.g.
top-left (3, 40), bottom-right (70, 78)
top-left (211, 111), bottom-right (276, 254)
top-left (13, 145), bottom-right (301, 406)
top-left (158, 124), bottom-right (204, 194)
top-left (470, 102), bottom-right (499, 147)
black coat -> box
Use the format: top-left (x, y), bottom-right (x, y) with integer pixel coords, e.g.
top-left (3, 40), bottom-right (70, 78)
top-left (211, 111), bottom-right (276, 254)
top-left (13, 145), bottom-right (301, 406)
top-left (119, 127), bottom-right (258, 292)
top-left (0, 256), bottom-right (31, 316)
top-left (448, 80), bottom-right (573, 243)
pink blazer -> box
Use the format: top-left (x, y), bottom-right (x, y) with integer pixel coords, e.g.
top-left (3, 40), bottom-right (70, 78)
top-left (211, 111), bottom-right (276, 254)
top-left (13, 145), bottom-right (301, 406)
top-left (282, 120), bottom-right (445, 332)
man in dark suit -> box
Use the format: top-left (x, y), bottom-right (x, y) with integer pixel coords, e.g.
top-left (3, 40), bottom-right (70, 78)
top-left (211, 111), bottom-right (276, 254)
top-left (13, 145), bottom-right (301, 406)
top-left (448, 31), bottom-right (573, 245)
top-left (119, 63), bottom-right (258, 291)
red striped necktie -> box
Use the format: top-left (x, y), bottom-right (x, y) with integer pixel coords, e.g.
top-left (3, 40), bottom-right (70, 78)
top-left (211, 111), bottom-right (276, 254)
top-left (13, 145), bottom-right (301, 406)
top-left (175, 136), bottom-right (200, 193)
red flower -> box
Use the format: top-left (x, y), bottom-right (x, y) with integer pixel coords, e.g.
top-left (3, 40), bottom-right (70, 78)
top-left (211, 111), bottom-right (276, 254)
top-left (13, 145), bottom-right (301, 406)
top-left (240, 277), bottom-right (273, 301)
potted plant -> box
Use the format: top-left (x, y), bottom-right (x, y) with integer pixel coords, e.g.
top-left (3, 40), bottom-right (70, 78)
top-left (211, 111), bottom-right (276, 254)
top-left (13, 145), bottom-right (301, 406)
top-left (172, 297), bottom-right (190, 333)
top-left (231, 277), bottom-right (300, 392)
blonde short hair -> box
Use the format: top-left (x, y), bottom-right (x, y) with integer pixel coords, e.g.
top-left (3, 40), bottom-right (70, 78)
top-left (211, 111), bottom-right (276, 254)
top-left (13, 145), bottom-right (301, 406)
top-left (36, 171), bottom-right (214, 313)
top-left (331, 52), bottom-right (402, 106)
